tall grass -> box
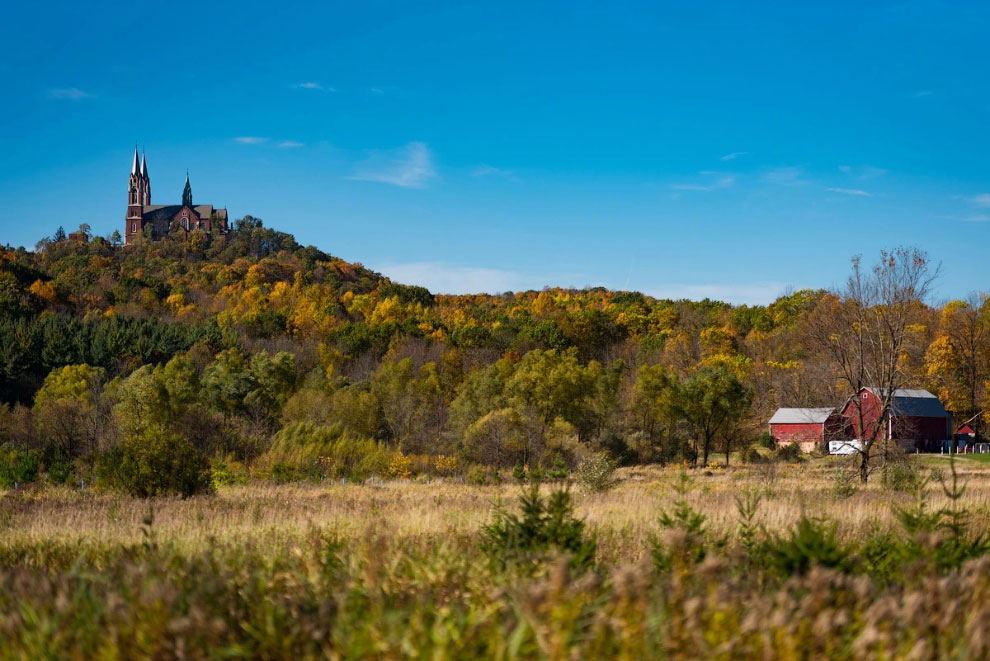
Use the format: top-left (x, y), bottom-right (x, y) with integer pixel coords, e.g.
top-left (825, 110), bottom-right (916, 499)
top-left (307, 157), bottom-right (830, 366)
top-left (2, 459), bottom-right (990, 658)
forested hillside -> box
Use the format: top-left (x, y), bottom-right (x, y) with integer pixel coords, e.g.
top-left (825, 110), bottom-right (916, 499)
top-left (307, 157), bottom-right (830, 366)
top-left (1, 219), bottom-right (986, 493)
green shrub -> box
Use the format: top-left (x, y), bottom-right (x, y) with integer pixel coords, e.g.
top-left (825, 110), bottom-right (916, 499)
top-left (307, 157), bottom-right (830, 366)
top-left (99, 428), bottom-right (211, 498)
top-left (760, 516), bottom-right (852, 576)
top-left (210, 459), bottom-right (248, 488)
top-left (831, 469), bottom-right (858, 499)
top-left (652, 471), bottom-right (722, 572)
top-left (775, 443), bottom-right (801, 462)
top-left (546, 457), bottom-right (569, 481)
top-left (268, 421), bottom-right (392, 481)
top-left (468, 464), bottom-right (498, 485)
top-left (0, 449), bottom-right (39, 487)
top-left (881, 462), bottom-right (918, 492)
top-left (270, 462), bottom-right (299, 484)
top-left (742, 446), bottom-right (765, 464)
top-left (481, 484), bottom-right (596, 570)
top-left (757, 431), bottom-right (776, 449)
top-left (575, 452), bottom-right (617, 493)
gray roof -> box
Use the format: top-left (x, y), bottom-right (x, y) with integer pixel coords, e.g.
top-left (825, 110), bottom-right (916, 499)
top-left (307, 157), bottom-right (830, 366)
top-left (866, 388), bottom-right (950, 418)
top-left (140, 204), bottom-right (226, 222)
top-left (769, 407), bottom-right (836, 424)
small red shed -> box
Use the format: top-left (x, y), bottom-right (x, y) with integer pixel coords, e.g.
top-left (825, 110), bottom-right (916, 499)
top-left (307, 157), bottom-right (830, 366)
top-left (769, 408), bottom-right (847, 452)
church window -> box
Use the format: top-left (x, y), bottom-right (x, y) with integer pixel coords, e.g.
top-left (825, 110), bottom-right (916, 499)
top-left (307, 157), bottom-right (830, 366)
top-left (131, 222), bottom-right (136, 232)
top-left (130, 190), bottom-right (136, 204)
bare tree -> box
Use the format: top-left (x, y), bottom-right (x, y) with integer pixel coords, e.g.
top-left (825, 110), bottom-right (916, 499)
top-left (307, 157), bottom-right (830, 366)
top-left (809, 248), bottom-right (939, 482)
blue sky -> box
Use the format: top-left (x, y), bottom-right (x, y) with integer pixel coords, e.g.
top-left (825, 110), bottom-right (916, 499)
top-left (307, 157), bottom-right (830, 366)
top-left (1, 1), bottom-right (988, 304)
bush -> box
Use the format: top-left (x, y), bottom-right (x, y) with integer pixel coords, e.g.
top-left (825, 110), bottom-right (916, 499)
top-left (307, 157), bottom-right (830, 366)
top-left (775, 443), bottom-right (801, 462)
top-left (99, 428), bottom-right (211, 498)
top-left (881, 461), bottom-right (918, 492)
top-left (756, 431), bottom-right (776, 449)
top-left (742, 446), bottom-right (766, 464)
top-left (0, 449), bottom-right (40, 488)
top-left (481, 484), bottom-right (596, 570)
top-left (831, 469), bottom-right (858, 499)
top-left (267, 421), bottom-right (392, 481)
top-left (760, 516), bottom-right (852, 577)
top-left (468, 464), bottom-right (498, 485)
top-left (652, 471), bottom-right (723, 572)
top-left (46, 459), bottom-right (75, 485)
top-left (210, 459), bottom-right (248, 487)
top-left (575, 453), bottom-right (617, 493)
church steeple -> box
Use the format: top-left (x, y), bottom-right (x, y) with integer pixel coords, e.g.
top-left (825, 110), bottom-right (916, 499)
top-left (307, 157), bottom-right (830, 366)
top-left (126, 146), bottom-right (145, 245)
top-left (140, 152), bottom-right (151, 204)
top-left (182, 171), bottom-right (193, 207)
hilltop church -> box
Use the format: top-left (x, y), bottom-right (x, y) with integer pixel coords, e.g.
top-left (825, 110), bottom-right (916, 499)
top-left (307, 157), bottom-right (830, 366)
top-left (124, 148), bottom-right (229, 245)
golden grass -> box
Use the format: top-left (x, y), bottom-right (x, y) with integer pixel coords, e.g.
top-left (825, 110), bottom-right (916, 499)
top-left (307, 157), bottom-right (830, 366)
top-left (4, 457), bottom-right (990, 559)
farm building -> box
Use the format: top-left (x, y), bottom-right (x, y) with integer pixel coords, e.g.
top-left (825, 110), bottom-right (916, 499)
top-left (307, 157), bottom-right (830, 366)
top-left (840, 388), bottom-right (951, 451)
top-left (768, 408), bottom-right (848, 452)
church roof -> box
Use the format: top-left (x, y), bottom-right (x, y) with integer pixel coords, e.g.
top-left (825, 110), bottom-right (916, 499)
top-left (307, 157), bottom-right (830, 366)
top-left (140, 204), bottom-right (228, 222)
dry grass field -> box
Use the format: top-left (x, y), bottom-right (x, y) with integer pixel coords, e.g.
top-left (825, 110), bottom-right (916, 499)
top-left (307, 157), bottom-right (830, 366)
top-left (3, 455), bottom-right (990, 659)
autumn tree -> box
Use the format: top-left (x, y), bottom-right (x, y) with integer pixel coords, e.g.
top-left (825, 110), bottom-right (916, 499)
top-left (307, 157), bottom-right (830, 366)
top-left (676, 366), bottom-right (752, 467)
top-left (809, 248), bottom-right (938, 482)
top-left (925, 295), bottom-right (989, 438)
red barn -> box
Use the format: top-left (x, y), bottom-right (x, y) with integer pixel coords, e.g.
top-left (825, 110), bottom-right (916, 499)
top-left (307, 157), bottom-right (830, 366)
top-left (769, 408), bottom-right (847, 452)
top-left (840, 388), bottom-right (951, 451)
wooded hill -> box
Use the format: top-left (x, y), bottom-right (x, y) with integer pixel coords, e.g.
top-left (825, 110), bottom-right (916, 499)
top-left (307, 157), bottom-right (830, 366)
top-left (0, 218), bottom-right (986, 493)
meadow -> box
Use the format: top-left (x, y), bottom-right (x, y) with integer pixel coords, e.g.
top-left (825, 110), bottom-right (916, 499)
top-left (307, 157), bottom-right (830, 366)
top-left (3, 456), bottom-right (990, 659)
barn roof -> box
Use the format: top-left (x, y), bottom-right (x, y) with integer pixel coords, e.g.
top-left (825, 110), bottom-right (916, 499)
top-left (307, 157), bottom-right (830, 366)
top-left (864, 388), bottom-right (949, 418)
top-left (769, 407), bottom-right (836, 424)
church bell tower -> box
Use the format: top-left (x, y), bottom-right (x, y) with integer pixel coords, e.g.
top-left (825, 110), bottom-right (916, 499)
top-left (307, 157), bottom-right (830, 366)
top-left (125, 147), bottom-right (151, 244)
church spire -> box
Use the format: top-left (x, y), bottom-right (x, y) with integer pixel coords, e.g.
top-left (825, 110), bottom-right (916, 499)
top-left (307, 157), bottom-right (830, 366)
top-left (182, 171), bottom-right (193, 207)
top-left (131, 146), bottom-right (140, 175)
top-left (140, 151), bottom-right (148, 179)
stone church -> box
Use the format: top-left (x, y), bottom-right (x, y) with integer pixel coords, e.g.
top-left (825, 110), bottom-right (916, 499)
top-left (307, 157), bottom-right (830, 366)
top-left (124, 148), bottom-right (229, 245)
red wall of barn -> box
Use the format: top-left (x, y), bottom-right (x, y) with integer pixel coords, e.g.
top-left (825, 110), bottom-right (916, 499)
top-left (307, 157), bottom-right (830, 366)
top-left (840, 388), bottom-right (948, 443)
top-left (771, 423), bottom-right (823, 444)
top-left (841, 389), bottom-right (884, 439)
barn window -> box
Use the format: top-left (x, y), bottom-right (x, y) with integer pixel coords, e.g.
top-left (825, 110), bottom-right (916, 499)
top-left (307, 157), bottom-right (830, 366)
top-left (862, 393), bottom-right (869, 399)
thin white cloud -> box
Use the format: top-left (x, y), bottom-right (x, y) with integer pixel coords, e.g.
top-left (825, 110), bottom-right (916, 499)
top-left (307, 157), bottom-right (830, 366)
top-left (826, 187), bottom-right (872, 197)
top-left (473, 164), bottom-right (518, 180)
top-left (970, 193), bottom-right (990, 208)
top-left (670, 175), bottom-right (735, 192)
top-left (839, 164), bottom-right (887, 180)
top-left (48, 87), bottom-right (93, 100)
top-left (293, 82), bottom-right (333, 91)
top-left (234, 136), bottom-right (268, 144)
top-left (646, 281), bottom-right (787, 305)
top-left (349, 141), bottom-right (437, 189)
top-left (370, 87), bottom-right (385, 94)
top-left (720, 151), bottom-right (748, 161)
top-left (964, 214), bottom-right (990, 222)
top-left (761, 166), bottom-right (805, 185)
top-left (277, 140), bottom-right (304, 148)
top-left (914, 90), bottom-right (933, 97)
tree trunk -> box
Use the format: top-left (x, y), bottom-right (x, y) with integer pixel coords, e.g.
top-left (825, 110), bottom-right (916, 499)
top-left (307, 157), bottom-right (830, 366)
top-left (859, 450), bottom-right (869, 483)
